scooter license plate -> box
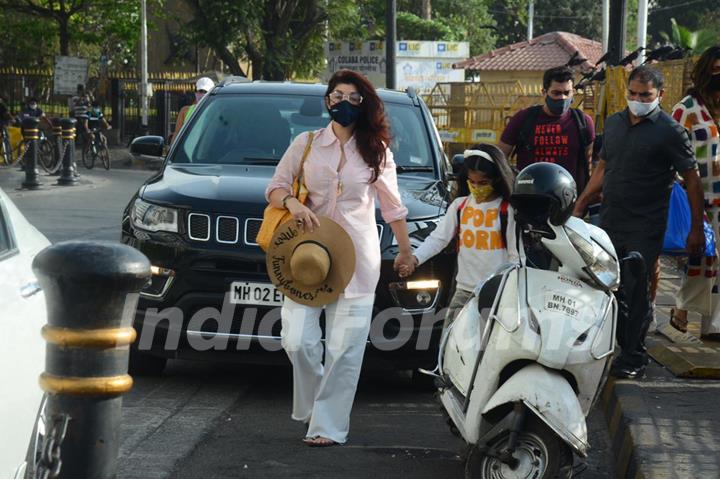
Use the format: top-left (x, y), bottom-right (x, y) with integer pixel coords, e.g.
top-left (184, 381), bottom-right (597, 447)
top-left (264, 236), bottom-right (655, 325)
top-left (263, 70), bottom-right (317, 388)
top-left (544, 292), bottom-right (580, 318)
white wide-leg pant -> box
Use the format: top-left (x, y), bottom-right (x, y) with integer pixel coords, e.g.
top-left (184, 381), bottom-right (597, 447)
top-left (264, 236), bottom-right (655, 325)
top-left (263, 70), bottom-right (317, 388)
top-left (280, 294), bottom-right (374, 444)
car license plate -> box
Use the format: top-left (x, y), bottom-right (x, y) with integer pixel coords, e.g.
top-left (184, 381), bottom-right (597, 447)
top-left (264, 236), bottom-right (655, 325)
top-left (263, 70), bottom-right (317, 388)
top-left (229, 282), bottom-right (284, 306)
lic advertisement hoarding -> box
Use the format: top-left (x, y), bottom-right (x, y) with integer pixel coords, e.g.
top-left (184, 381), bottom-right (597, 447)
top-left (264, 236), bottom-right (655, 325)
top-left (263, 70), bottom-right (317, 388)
top-left (324, 41), bottom-right (469, 93)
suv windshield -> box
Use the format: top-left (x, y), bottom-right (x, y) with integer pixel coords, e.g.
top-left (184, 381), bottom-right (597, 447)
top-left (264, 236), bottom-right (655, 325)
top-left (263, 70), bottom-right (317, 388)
top-left (171, 93), bottom-right (434, 172)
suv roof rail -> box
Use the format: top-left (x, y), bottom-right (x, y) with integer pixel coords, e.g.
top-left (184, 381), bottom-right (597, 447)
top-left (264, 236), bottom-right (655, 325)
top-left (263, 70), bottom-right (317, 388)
top-left (405, 87), bottom-right (421, 106)
top-left (218, 76), bottom-right (250, 87)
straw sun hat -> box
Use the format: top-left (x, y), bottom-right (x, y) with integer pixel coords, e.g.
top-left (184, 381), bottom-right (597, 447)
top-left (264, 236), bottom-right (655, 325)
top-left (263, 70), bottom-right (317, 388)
top-left (266, 216), bottom-right (356, 307)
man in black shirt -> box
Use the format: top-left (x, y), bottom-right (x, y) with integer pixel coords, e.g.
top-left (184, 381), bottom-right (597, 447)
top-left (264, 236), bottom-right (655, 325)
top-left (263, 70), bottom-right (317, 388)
top-left (574, 66), bottom-right (704, 379)
top-left (18, 97), bottom-right (53, 129)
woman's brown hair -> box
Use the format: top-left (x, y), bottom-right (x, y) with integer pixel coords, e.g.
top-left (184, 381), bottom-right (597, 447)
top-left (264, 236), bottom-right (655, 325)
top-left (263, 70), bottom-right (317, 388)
top-left (688, 45), bottom-right (720, 118)
top-left (325, 69), bottom-right (391, 182)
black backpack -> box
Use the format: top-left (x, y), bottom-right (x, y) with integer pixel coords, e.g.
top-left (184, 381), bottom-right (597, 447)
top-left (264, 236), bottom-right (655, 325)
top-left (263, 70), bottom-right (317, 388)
top-left (515, 105), bottom-right (591, 191)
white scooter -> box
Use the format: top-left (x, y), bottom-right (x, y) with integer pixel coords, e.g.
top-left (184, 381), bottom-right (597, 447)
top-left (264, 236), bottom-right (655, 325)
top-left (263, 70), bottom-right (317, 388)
top-left (425, 203), bottom-right (625, 478)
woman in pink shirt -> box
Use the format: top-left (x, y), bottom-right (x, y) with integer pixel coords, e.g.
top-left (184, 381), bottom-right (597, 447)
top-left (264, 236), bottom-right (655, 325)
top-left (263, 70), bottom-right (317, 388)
top-left (266, 69), bottom-right (414, 446)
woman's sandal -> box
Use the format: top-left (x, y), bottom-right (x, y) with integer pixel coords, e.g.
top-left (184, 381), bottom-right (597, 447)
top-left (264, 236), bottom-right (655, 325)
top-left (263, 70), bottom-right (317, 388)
top-left (302, 436), bottom-right (339, 447)
top-left (669, 308), bottom-right (688, 333)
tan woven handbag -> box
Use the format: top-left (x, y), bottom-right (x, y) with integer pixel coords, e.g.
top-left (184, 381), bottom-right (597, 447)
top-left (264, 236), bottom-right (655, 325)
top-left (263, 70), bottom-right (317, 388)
top-left (256, 132), bottom-right (314, 252)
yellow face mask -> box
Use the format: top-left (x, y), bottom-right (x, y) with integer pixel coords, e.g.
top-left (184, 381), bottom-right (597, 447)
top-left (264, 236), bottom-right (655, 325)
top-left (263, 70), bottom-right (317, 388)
top-left (467, 181), bottom-right (495, 202)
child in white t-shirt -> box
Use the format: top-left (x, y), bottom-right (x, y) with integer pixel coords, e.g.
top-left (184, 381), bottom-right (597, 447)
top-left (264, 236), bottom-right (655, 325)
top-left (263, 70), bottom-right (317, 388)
top-left (406, 144), bottom-right (519, 329)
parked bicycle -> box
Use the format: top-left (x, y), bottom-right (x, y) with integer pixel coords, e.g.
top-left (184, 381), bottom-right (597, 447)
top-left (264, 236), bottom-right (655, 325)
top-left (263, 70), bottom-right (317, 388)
top-left (16, 130), bottom-right (56, 173)
top-left (82, 120), bottom-right (110, 170)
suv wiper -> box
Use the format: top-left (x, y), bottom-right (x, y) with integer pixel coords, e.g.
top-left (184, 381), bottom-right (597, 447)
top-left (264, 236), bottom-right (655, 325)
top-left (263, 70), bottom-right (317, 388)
top-left (396, 165), bottom-right (434, 173)
top-left (243, 157), bottom-right (280, 165)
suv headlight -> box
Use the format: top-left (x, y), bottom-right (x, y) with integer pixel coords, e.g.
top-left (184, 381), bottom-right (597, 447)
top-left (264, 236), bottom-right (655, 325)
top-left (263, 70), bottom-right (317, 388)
top-left (566, 227), bottom-right (620, 291)
top-left (132, 198), bottom-right (179, 233)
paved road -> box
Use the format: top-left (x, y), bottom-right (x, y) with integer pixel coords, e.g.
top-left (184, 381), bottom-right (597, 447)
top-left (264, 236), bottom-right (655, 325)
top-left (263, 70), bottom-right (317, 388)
top-left (4, 166), bottom-right (616, 478)
top-left (3, 167), bottom-right (154, 243)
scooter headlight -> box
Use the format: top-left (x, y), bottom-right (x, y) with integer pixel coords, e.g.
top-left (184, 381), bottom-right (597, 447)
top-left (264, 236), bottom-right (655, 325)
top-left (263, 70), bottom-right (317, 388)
top-left (566, 228), bottom-right (620, 291)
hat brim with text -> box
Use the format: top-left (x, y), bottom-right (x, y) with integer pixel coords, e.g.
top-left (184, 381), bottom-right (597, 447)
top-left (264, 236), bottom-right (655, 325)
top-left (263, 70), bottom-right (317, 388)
top-left (266, 216), bottom-right (355, 307)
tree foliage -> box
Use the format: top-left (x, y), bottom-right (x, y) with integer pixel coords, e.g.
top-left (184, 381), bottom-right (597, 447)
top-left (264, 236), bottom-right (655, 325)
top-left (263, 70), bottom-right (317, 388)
top-left (0, 11), bottom-right (57, 69)
top-left (332, 0), bottom-right (496, 57)
top-left (182, 0), bottom-right (335, 80)
top-left (420, 0), bottom-right (497, 56)
top-left (397, 12), bottom-right (454, 41)
top-left (0, 1), bottom-right (153, 71)
top-left (648, 0), bottom-right (720, 47)
top-left (659, 18), bottom-right (718, 54)
top-left (489, 0), bottom-right (602, 46)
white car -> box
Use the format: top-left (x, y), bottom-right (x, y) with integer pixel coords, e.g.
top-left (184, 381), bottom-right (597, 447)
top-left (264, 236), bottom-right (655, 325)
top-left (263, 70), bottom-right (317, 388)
top-left (0, 187), bottom-right (50, 478)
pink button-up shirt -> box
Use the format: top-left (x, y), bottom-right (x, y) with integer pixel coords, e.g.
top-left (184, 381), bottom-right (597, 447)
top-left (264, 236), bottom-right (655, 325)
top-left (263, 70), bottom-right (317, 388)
top-left (265, 124), bottom-right (408, 298)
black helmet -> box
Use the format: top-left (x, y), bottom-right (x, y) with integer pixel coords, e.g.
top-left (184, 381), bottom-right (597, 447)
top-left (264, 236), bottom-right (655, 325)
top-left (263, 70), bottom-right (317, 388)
top-left (510, 163), bottom-right (577, 226)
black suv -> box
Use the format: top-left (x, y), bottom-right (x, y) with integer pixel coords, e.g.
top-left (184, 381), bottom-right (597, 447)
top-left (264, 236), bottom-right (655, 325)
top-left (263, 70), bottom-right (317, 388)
top-left (123, 80), bottom-right (457, 375)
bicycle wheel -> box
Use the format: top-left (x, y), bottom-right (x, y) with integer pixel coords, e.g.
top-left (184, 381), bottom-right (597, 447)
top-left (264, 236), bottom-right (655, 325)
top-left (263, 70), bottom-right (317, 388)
top-left (100, 145), bottom-right (110, 170)
top-left (82, 144), bottom-right (95, 169)
top-left (0, 133), bottom-right (11, 166)
top-left (38, 140), bottom-right (55, 173)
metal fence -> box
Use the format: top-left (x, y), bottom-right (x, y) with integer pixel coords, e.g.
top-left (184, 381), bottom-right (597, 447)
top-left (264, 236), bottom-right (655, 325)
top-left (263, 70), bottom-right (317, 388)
top-left (0, 68), bottom-right (196, 144)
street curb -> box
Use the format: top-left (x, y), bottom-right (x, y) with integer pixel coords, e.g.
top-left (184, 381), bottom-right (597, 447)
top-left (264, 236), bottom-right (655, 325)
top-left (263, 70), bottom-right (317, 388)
top-left (600, 378), bottom-right (645, 479)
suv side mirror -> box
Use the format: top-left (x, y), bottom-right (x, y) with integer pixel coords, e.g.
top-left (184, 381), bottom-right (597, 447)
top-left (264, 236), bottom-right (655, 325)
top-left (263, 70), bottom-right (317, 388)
top-left (130, 136), bottom-right (165, 159)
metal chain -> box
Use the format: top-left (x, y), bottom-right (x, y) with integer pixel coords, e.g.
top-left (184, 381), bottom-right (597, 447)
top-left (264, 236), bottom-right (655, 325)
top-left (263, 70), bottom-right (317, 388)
top-left (58, 139), bottom-right (70, 167)
top-left (16, 139), bottom-right (31, 165)
top-left (36, 413), bottom-right (70, 479)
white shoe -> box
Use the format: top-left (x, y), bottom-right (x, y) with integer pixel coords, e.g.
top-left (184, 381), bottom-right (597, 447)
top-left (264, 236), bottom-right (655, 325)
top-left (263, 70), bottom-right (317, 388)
top-left (648, 318), bottom-right (658, 333)
top-left (647, 307), bottom-right (658, 333)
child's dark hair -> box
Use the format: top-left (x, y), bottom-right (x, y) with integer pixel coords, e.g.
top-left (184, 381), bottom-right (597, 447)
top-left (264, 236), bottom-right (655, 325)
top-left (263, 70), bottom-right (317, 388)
top-left (456, 143), bottom-right (514, 202)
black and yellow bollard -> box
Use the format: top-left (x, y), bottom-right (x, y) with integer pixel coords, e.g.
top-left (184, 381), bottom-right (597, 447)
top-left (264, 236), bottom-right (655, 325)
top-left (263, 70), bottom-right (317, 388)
top-left (58, 118), bottom-right (77, 185)
top-left (50, 117), bottom-right (63, 176)
top-left (32, 241), bottom-right (151, 478)
top-left (21, 116), bottom-right (42, 189)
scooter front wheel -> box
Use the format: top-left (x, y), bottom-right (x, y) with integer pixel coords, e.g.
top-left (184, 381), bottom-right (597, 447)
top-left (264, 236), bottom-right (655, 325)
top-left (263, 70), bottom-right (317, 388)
top-left (465, 416), bottom-right (572, 479)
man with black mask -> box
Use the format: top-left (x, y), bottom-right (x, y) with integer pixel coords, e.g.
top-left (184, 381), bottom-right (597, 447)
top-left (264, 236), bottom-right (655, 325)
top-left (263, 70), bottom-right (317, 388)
top-left (499, 65), bottom-right (595, 192)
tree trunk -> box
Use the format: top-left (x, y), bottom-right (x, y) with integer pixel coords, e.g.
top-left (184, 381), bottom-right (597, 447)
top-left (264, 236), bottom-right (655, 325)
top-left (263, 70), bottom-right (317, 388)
top-left (421, 0), bottom-right (431, 20)
top-left (244, 30), bottom-right (264, 81)
top-left (262, 63), bottom-right (286, 81)
top-left (58, 16), bottom-right (70, 55)
top-left (213, 44), bottom-right (246, 76)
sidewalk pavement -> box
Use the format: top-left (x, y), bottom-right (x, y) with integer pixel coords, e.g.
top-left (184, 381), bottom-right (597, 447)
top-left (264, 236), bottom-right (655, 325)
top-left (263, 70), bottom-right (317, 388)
top-left (0, 145), bottom-right (159, 192)
top-left (602, 257), bottom-right (720, 478)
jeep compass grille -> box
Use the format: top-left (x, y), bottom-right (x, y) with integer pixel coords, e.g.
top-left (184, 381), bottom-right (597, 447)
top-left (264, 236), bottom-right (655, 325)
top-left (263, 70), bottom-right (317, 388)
top-left (188, 213), bottom-right (210, 241)
top-left (217, 216), bottom-right (239, 243)
top-left (187, 216), bottom-right (383, 245)
top-left (245, 218), bottom-right (262, 245)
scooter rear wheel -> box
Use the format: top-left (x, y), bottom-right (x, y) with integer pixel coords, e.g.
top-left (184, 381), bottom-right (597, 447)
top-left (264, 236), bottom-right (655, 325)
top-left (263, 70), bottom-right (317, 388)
top-left (465, 416), bottom-right (572, 479)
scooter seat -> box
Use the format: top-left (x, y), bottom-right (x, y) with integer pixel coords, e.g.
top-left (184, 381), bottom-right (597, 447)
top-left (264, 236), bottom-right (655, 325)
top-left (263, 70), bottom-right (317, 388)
top-left (476, 274), bottom-right (503, 317)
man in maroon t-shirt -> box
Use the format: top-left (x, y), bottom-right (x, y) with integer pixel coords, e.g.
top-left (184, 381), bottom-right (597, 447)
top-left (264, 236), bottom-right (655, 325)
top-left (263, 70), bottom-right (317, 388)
top-left (498, 66), bottom-right (595, 191)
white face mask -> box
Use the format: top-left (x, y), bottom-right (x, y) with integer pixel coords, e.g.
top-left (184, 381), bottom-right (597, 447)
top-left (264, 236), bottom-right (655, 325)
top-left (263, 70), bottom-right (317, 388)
top-left (627, 97), bottom-right (660, 117)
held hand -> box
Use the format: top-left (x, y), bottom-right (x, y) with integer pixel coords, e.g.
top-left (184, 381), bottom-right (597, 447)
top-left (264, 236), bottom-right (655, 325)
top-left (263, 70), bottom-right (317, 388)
top-left (286, 198), bottom-right (320, 233)
top-left (686, 227), bottom-right (705, 258)
top-left (394, 252), bottom-right (417, 278)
